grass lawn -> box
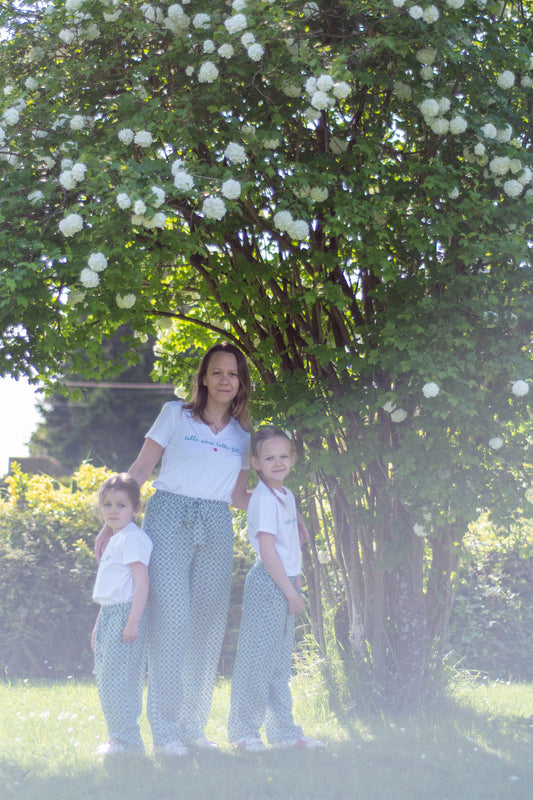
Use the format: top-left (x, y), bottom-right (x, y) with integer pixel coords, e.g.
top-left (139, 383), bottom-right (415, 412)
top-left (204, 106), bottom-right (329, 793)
top-left (1, 671), bottom-right (532, 800)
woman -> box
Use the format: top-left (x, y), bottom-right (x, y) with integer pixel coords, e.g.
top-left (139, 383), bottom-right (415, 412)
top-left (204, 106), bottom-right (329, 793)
top-left (95, 342), bottom-right (252, 755)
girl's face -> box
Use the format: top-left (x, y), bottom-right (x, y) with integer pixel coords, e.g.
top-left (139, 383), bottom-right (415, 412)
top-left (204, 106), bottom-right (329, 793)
top-left (251, 436), bottom-right (295, 490)
top-left (100, 488), bottom-right (138, 534)
top-left (202, 352), bottom-right (240, 408)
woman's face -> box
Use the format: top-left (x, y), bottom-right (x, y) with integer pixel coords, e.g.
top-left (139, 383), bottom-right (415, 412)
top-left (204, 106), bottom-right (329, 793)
top-left (202, 351), bottom-right (240, 407)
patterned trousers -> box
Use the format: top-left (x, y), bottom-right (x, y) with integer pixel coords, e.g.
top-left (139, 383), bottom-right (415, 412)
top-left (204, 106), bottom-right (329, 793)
top-left (93, 602), bottom-right (148, 752)
top-left (143, 490), bottom-right (234, 747)
top-left (228, 560), bottom-right (303, 744)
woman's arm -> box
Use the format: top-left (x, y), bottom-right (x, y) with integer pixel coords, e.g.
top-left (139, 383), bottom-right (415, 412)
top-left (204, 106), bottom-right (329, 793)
top-left (230, 468), bottom-right (250, 510)
top-left (258, 532), bottom-right (304, 614)
top-left (94, 438), bottom-right (164, 560)
top-left (122, 562), bottom-right (150, 643)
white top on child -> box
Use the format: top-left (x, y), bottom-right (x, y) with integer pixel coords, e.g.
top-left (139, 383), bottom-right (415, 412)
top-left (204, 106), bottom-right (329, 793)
top-left (247, 480), bottom-right (302, 577)
top-left (92, 521), bottom-right (153, 606)
top-left (145, 400), bottom-right (251, 504)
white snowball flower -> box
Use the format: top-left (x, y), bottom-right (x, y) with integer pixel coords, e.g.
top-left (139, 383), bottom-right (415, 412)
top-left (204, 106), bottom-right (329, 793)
top-left (151, 186), bottom-right (166, 207)
top-left (202, 196), bottom-right (227, 220)
top-left (423, 5), bottom-right (439, 23)
top-left (3, 84), bottom-right (14, 96)
top-left (329, 136), bottom-right (347, 154)
top-left (503, 179), bottom-right (522, 198)
top-left (247, 43), bottom-right (264, 61)
top-left (28, 190), bottom-right (44, 203)
top-left (59, 29), bottom-right (76, 45)
top-left (116, 293), bottom-right (136, 308)
top-left (203, 39), bottom-right (216, 54)
top-left (448, 187), bottom-right (459, 199)
top-left (193, 12), bottom-right (210, 29)
top-left (302, 0), bottom-right (320, 14)
top-left (449, 116), bottom-right (467, 135)
top-left (59, 213), bottom-right (83, 236)
top-left (518, 167), bottom-right (532, 185)
top-left (496, 124), bottom-right (513, 143)
top-left (2, 107), bottom-right (20, 126)
top-left (274, 210), bottom-right (293, 231)
top-left (173, 170), bottom-right (194, 191)
top-left (474, 142), bottom-right (486, 156)
top-left (521, 76), bottom-right (533, 89)
top-left (241, 32), bottom-right (255, 47)
top-left (224, 142), bottom-right (246, 163)
top-left (198, 61), bottom-right (219, 83)
top-left (218, 43), bottom-right (234, 58)
top-left (185, 66), bottom-right (194, 76)
top-left (59, 170), bottom-right (76, 190)
top-left (134, 200), bottom-right (147, 216)
top-left (79, 268), bottom-right (99, 288)
top-left (480, 123), bottom-right (497, 139)
top-left (438, 98), bottom-right (451, 113)
top-left (511, 380), bottom-right (529, 396)
top-left (417, 47), bottom-right (437, 65)
top-left (152, 212), bottom-right (167, 228)
top-left (25, 77), bottom-right (39, 90)
top-left (332, 81), bottom-right (351, 100)
top-left (71, 162), bottom-right (87, 182)
top-left (305, 77), bottom-right (317, 94)
top-left (134, 130), bottom-right (153, 147)
top-left (116, 192), bottom-right (131, 209)
top-left (263, 137), bottom-right (280, 149)
top-left (430, 118), bottom-right (449, 135)
top-left (311, 91), bottom-right (334, 110)
top-left (305, 106), bottom-right (322, 122)
top-left (286, 219), bottom-right (309, 240)
top-left (419, 98), bottom-right (439, 118)
top-left (392, 0), bottom-right (406, 6)
top-left (422, 382), bottom-right (440, 398)
top-left (224, 13), bottom-right (247, 34)
top-left (488, 437), bottom-right (503, 450)
top-left (70, 114), bottom-right (86, 131)
top-left (490, 156), bottom-right (511, 176)
top-left (393, 81), bottom-right (412, 100)
top-left (104, 10), bottom-right (122, 21)
top-left (310, 186), bottom-right (329, 202)
top-left (390, 408), bottom-right (407, 422)
top-left (420, 66), bottom-right (433, 81)
top-left (221, 179), bottom-right (241, 199)
top-left (232, 0), bottom-right (247, 10)
top-left (446, 0), bottom-right (464, 7)
top-left (316, 74), bottom-right (334, 92)
top-left (317, 549), bottom-right (331, 564)
top-left (497, 70), bottom-right (515, 90)
top-left (413, 524), bottom-right (427, 538)
top-left (408, 5), bottom-right (424, 19)
top-left (88, 252), bottom-right (108, 272)
top-left (118, 128), bottom-right (135, 144)
top-left (382, 401), bottom-right (396, 413)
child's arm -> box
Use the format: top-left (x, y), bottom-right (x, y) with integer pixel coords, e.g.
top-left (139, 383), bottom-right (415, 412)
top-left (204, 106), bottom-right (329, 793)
top-left (258, 533), bottom-right (305, 614)
top-left (91, 610), bottom-right (101, 653)
top-left (122, 562), bottom-right (150, 643)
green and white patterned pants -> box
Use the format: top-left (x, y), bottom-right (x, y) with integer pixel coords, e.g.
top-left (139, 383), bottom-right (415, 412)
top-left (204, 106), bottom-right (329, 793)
top-left (93, 602), bottom-right (148, 752)
top-left (143, 490), bottom-right (234, 747)
top-left (228, 560), bottom-right (303, 744)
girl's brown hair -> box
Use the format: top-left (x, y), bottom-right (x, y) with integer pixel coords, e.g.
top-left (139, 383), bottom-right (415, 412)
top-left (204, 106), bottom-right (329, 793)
top-left (184, 342), bottom-right (252, 432)
top-left (98, 473), bottom-right (141, 509)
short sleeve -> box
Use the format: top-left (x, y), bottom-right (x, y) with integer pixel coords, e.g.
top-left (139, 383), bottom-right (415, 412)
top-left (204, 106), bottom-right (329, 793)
top-left (145, 401), bottom-right (181, 448)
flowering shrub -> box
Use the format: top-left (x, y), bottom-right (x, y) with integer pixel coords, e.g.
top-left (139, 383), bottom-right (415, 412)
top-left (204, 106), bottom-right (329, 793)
top-left (0, 0), bottom-right (532, 706)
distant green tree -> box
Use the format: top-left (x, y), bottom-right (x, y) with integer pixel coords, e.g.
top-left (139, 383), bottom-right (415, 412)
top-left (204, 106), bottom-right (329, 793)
top-left (30, 330), bottom-right (173, 473)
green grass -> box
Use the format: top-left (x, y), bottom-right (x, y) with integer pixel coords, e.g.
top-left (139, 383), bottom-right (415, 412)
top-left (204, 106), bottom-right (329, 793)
top-left (1, 671), bottom-right (532, 800)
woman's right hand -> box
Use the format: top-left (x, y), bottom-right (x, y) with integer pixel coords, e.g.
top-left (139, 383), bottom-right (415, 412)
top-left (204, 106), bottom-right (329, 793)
top-left (95, 524), bottom-right (112, 561)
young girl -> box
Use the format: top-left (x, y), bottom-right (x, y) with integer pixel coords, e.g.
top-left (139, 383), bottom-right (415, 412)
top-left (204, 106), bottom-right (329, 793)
top-left (92, 473), bottom-right (153, 755)
top-left (227, 426), bottom-right (325, 751)
top-left (95, 342), bottom-right (252, 756)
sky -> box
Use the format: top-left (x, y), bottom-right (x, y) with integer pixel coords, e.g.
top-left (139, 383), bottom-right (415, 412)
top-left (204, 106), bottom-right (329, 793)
top-left (0, 376), bottom-right (43, 478)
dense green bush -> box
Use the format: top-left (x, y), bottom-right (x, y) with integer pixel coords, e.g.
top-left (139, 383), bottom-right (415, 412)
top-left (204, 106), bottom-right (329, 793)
top-left (0, 464), bottom-right (254, 680)
top-left (448, 514), bottom-right (533, 680)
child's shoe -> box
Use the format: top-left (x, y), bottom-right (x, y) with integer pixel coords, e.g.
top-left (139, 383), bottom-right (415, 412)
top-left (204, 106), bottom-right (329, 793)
top-left (154, 740), bottom-right (190, 757)
top-left (96, 738), bottom-right (128, 756)
top-left (275, 735), bottom-right (325, 749)
top-left (236, 736), bottom-right (266, 752)
top-left (189, 736), bottom-right (218, 750)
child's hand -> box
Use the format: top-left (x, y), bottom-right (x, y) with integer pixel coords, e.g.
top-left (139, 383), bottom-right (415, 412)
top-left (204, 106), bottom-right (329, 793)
top-left (123, 620), bottom-right (140, 643)
top-left (91, 626), bottom-right (97, 653)
top-left (288, 592), bottom-right (305, 614)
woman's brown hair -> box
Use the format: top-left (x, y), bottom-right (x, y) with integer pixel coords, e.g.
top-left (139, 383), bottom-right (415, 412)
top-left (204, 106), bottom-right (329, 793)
top-left (183, 342), bottom-right (252, 432)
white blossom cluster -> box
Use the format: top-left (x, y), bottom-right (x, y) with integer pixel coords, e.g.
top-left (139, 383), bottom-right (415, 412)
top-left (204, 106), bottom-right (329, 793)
top-left (79, 251), bottom-right (109, 289)
top-left (59, 160), bottom-right (87, 190)
top-left (382, 400), bottom-right (407, 422)
top-left (392, 1), bottom-right (440, 23)
top-left (117, 128), bottom-right (153, 147)
top-left (171, 159), bottom-right (195, 191)
top-left (304, 74), bottom-right (351, 113)
top-left (202, 196), bottom-right (227, 220)
top-left (418, 97), bottom-right (466, 136)
top-left (116, 293), bottom-right (137, 308)
top-left (273, 210), bottom-right (309, 240)
top-left (422, 382), bottom-right (439, 398)
top-left (58, 213), bottom-right (83, 237)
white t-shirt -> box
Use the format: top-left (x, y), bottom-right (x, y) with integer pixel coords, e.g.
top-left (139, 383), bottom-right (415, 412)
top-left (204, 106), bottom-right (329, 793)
top-left (92, 521), bottom-right (153, 606)
top-left (146, 400), bottom-right (250, 503)
top-left (247, 480), bottom-right (302, 577)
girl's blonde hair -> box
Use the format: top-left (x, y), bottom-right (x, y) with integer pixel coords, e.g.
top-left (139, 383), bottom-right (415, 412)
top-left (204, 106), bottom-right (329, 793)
top-left (98, 473), bottom-right (141, 509)
top-left (252, 426), bottom-right (294, 505)
top-left (183, 342), bottom-right (252, 432)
